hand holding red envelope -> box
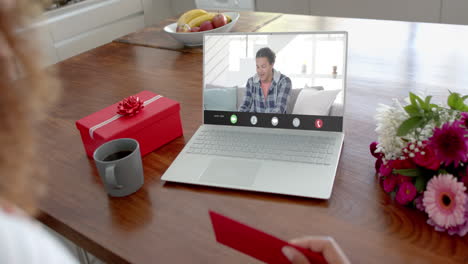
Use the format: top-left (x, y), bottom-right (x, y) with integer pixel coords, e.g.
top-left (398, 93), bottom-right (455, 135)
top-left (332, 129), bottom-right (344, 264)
top-left (209, 211), bottom-right (327, 264)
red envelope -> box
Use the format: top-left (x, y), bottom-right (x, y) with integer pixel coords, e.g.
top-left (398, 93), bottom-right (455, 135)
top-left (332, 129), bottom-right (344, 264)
top-left (209, 211), bottom-right (327, 264)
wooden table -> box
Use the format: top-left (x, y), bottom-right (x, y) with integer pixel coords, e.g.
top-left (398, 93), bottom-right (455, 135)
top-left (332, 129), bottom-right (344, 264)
top-left (38, 12), bottom-right (468, 264)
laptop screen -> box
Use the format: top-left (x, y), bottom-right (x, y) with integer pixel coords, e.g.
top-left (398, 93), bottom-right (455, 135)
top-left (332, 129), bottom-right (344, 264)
top-left (203, 32), bottom-right (347, 132)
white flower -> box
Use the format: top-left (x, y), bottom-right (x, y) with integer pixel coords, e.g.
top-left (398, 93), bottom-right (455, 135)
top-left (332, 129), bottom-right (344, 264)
top-left (374, 100), bottom-right (408, 160)
top-left (373, 95), bottom-right (459, 161)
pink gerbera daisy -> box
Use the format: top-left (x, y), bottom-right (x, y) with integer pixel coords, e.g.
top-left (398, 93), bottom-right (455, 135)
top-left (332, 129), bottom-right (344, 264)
top-left (423, 174), bottom-right (467, 228)
top-left (427, 202), bottom-right (468, 236)
top-left (428, 121), bottom-right (468, 167)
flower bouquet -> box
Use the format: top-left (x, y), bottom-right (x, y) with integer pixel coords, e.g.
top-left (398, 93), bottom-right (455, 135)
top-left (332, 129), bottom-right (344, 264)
top-left (370, 92), bottom-right (468, 236)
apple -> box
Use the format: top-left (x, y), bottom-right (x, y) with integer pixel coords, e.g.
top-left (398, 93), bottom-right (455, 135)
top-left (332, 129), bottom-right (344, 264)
top-left (177, 24), bottom-right (191, 33)
top-left (212, 13), bottom-right (227, 28)
top-left (191, 27), bottom-right (201, 32)
top-left (200, 21), bottom-right (214, 31)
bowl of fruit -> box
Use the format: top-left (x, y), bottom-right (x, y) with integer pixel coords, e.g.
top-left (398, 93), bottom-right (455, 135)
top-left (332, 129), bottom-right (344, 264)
top-left (164, 9), bottom-right (239, 46)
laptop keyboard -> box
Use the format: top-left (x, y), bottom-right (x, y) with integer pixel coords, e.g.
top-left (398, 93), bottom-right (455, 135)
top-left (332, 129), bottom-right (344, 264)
top-left (186, 129), bottom-right (336, 165)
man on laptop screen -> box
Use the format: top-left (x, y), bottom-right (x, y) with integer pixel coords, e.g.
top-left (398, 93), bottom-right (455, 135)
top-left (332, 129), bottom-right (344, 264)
top-left (162, 32), bottom-right (348, 199)
top-left (239, 47), bottom-right (292, 114)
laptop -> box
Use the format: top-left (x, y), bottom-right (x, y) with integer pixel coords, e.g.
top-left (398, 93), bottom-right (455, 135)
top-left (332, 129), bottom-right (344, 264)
top-left (162, 31), bottom-right (347, 199)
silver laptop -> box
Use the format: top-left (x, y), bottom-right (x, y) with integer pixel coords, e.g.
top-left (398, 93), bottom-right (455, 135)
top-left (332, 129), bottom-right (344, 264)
top-left (162, 31), bottom-right (347, 199)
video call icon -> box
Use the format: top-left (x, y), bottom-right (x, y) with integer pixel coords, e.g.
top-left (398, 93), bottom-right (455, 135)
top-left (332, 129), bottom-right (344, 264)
top-left (271, 117), bottom-right (279, 126)
top-left (230, 114), bottom-right (238, 124)
top-left (250, 115), bottom-right (258, 125)
top-left (293, 118), bottom-right (300, 128)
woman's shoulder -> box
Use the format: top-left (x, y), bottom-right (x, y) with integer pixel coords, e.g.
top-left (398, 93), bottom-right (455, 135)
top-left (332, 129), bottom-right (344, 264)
top-left (0, 211), bottom-right (78, 264)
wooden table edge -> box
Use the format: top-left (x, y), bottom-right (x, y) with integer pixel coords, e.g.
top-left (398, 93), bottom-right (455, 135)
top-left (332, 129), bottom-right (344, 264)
top-left (37, 212), bottom-right (129, 264)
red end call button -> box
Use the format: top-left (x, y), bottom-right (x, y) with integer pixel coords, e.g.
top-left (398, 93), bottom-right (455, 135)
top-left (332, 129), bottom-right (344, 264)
top-left (315, 119), bottom-right (323, 128)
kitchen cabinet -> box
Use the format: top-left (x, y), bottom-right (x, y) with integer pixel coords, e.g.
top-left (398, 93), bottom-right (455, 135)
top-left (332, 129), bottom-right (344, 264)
top-left (308, 0), bottom-right (440, 23)
top-left (37, 0), bottom-right (146, 65)
top-left (256, 0), bottom-right (310, 15)
top-left (441, 0), bottom-right (468, 25)
top-left (255, 0), bottom-right (441, 23)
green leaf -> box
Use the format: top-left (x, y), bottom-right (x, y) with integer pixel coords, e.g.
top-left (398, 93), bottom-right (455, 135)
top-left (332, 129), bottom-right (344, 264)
top-left (408, 93), bottom-right (425, 110)
top-left (448, 93), bottom-right (460, 109)
top-left (424, 95), bottom-right (432, 105)
top-left (404, 105), bottom-right (421, 117)
top-left (393, 168), bottom-right (424, 177)
top-left (396, 116), bottom-right (424, 137)
top-left (409, 92), bottom-right (418, 106)
top-left (447, 92), bottom-right (468, 111)
top-left (457, 95), bottom-right (468, 111)
top-left (415, 96), bottom-right (425, 108)
top-left (434, 114), bottom-right (441, 127)
top-left (415, 175), bottom-right (428, 192)
top-left (422, 96), bottom-right (432, 111)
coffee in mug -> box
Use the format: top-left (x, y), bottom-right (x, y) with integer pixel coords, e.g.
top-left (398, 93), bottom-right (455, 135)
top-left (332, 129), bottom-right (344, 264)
top-left (93, 138), bottom-right (144, 197)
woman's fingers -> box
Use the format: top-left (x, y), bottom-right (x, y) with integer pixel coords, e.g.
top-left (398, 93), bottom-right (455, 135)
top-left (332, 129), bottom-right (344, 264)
top-left (288, 236), bottom-right (351, 264)
top-left (282, 246), bottom-right (311, 264)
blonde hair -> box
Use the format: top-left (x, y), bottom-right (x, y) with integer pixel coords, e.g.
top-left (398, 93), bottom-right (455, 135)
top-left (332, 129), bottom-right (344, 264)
top-left (0, 0), bottom-right (60, 215)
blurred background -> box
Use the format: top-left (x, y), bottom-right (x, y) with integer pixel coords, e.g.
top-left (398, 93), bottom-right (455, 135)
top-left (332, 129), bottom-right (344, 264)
top-left (34, 0), bottom-right (468, 66)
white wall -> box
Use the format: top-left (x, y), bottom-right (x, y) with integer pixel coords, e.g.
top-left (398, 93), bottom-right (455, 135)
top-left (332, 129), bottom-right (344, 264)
top-left (171, 0), bottom-right (196, 16)
top-left (142, 0), bottom-right (172, 25)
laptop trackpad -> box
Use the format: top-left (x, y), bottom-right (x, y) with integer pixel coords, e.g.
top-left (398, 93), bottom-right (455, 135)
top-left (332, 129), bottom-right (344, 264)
top-left (199, 158), bottom-right (260, 187)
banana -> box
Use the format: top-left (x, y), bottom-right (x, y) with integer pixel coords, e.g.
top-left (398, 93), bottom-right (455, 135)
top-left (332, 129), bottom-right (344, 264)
top-left (177, 9), bottom-right (207, 27)
top-left (187, 13), bottom-right (216, 28)
top-left (226, 14), bottom-right (232, 23)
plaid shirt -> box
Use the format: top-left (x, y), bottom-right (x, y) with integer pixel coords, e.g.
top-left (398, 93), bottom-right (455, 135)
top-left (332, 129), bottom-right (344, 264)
top-left (238, 69), bottom-right (292, 114)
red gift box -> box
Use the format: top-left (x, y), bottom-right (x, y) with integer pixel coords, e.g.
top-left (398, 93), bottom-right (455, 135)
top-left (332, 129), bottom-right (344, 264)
top-left (76, 91), bottom-right (183, 157)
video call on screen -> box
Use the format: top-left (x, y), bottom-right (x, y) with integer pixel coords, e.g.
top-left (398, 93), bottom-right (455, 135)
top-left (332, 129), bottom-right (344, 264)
top-left (203, 32), bottom-right (346, 131)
